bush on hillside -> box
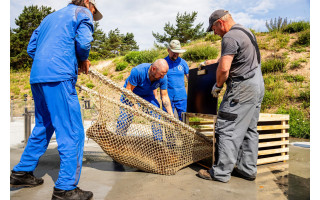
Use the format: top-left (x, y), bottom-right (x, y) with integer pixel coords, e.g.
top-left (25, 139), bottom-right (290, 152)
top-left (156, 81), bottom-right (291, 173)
top-left (124, 50), bottom-right (159, 65)
top-left (282, 21), bottom-right (310, 33)
top-left (115, 61), bottom-right (129, 71)
top-left (283, 74), bottom-right (305, 82)
top-left (293, 30), bottom-right (310, 47)
top-left (276, 107), bottom-right (310, 139)
top-left (204, 33), bottom-right (221, 42)
top-left (182, 45), bottom-right (219, 61)
top-left (261, 58), bottom-right (287, 73)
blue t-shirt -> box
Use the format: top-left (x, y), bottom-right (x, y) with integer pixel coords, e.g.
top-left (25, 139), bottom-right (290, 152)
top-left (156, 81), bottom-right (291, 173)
top-left (164, 56), bottom-right (189, 101)
top-left (124, 63), bottom-right (168, 99)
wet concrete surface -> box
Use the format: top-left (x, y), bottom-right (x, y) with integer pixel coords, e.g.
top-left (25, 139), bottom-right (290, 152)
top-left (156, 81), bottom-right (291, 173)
top-left (10, 139), bottom-right (310, 200)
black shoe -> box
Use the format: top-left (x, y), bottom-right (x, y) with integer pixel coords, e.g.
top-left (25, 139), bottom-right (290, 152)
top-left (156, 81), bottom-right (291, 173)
top-left (52, 187), bottom-right (93, 200)
top-left (10, 170), bottom-right (44, 188)
top-left (231, 169), bottom-right (256, 181)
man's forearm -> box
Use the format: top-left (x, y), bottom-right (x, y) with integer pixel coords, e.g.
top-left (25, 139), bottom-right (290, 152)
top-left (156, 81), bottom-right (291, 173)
top-left (162, 97), bottom-right (174, 116)
top-left (216, 66), bottom-right (229, 87)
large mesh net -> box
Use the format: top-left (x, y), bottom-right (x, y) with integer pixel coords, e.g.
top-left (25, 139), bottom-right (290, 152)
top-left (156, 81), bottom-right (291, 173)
top-left (78, 69), bottom-right (213, 175)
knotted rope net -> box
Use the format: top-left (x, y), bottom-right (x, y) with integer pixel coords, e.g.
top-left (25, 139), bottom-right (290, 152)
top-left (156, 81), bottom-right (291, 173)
top-left (78, 69), bottom-right (212, 175)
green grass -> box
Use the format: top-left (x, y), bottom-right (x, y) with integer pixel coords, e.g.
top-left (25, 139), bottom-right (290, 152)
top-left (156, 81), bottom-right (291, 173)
top-left (290, 58), bottom-right (307, 70)
top-left (86, 83), bottom-right (95, 89)
top-left (124, 50), bottom-right (160, 65)
top-left (182, 45), bottom-right (219, 61)
top-left (283, 74), bottom-right (305, 82)
top-left (282, 21), bottom-right (310, 33)
top-left (261, 58), bottom-right (287, 73)
top-left (204, 33), bottom-right (221, 42)
top-left (276, 106), bottom-right (310, 138)
top-left (293, 30), bottom-right (310, 47)
top-left (115, 61), bottom-right (129, 71)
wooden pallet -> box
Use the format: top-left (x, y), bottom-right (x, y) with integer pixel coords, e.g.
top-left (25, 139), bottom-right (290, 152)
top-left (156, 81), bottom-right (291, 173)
top-left (182, 113), bottom-right (289, 165)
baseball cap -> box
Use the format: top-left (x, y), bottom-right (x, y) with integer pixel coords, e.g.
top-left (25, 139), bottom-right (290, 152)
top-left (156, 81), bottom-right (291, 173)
top-left (168, 40), bottom-right (186, 53)
top-left (206, 10), bottom-right (229, 32)
top-left (89, 0), bottom-right (103, 21)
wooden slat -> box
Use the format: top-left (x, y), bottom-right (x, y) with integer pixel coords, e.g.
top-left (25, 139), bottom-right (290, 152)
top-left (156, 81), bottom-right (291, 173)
top-left (259, 113), bottom-right (290, 122)
top-left (258, 140), bottom-right (289, 148)
top-left (189, 121), bottom-right (215, 125)
top-left (257, 124), bottom-right (289, 131)
top-left (196, 127), bottom-right (214, 132)
top-left (258, 147), bottom-right (289, 156)
top-left (259, 133), bottom-right (289, 139)
top-left (257, 155), bottom-right (289, 165)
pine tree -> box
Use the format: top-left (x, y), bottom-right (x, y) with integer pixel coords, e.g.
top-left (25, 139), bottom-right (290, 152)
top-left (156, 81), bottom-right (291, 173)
top-left (10, 5), bottom-right (54, 70)
top-left (152, 11), bottom-right (205, 45)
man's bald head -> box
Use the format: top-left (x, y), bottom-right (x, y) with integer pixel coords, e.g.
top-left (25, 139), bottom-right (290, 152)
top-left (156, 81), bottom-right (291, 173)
top-left (149, 59), bottom-right (169, 81)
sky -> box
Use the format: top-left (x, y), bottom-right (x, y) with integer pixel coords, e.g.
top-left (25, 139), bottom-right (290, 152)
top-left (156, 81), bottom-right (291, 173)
top-left (10, 0), bottom-right (310, 50)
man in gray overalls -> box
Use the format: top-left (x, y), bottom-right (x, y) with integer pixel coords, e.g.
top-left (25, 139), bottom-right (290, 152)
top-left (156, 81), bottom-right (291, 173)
top-left (197, 9), bottom-right (265, 183)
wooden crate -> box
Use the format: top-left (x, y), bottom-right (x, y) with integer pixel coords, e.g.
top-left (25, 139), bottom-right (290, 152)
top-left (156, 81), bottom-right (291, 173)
top-left (182, 113), bottom-right (289, 165)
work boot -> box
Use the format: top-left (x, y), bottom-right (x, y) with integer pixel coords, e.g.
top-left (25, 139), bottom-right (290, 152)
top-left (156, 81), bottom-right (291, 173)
top-left (10, 170), bottom-right (44, 188)
top-left (231, 168), bottom-right (256, 181)
top-left (51, 187), bottom-right (93, 200)
top-left (197, 169), bottom-right (213, 180)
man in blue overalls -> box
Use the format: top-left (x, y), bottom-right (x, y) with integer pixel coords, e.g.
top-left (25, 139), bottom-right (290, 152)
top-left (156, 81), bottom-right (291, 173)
top-left (197, 10), bottom-right (265, 183)
top-left (116, 59), bottom-right (174, 140)
top-left (161, 40), bottom-right (189, 121)
top-left (10, 1), bottom-right (102, 199)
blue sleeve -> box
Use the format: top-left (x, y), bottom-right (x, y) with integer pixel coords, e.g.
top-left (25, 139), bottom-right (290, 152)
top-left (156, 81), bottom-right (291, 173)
top-left (160, 75), bottom-right (168, 90)
top-left (127, 68), bottom-right (139, 86)
top-left (27, 26), bottom-right (41, 59)
top-left (75, 9), bottom-right (94, 61)
top-left (183, 60), bottom-right (189, 75)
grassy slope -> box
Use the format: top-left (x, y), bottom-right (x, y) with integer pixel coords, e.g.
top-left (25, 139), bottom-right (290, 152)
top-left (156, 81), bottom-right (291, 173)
top-left (10, 32), bottom-right (310, 138)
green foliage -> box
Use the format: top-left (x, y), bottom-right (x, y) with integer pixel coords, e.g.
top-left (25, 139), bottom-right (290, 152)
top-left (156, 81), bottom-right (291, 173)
top-left (10, 5), bottom-right (54, 70)
top-left (265, 17), bottom-right (288, 32)
top-left (283, 74), bottom-right (305, 82)
top-left (113, 74), bottom-right (124, 81)
top-left (86, 83), bottom-right (95, 89)
top-left (124, 50), bottom-right (159, 65)
top-left (261, 58), bottom-right (287, 73)
top-left (290, 47), bottom-right (306, 53)
top-left (261, 88), bottom-right (285, 110)
top-left (115, 61), bottom-right (129, 71)
top-left (152, 11), bottom-right (205, 44)
top-left (182, 45), bottom-right (219, 61)
top-left (293, 30), bottom-right (310, 47)
top-left (204, 33), bottom-right (221, 42)
top-left (276, 107), bottom-right (310, 138)
top-left (282, 21), bottom-right (310, 33)
top-left (298, 88), bottom-right (310, 102)
top-left (11, 86), bottom-right (20, 95)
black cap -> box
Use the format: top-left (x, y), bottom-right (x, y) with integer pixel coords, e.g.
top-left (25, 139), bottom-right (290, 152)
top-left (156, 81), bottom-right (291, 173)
top-left (206, 10), bottom-right (229, 32)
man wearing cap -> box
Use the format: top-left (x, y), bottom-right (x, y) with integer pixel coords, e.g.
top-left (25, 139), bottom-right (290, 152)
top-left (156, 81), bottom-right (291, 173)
top-left (158, 40), bottom-right (189, 121)
top-left (10, 0), bottom-right (102, 199)
top-left (197, 10), bottom-right (264, 183)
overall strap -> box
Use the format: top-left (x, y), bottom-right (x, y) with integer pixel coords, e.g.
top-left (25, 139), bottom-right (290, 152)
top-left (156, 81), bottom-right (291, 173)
top-left (231, 27), bottom-right (261, 64)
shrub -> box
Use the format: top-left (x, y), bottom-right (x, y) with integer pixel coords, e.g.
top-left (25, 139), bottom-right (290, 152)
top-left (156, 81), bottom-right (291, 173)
top-left (293, 30), bottom-right (310, 47)
top-left (86, 83), bottom-right (95, 89)
top-left (11, 86), bottom-right (20, 95)
top-left (261, 88), bottom-right (285, 110)
top-left (282, 21), bottom-right (310, 33)
top-left (298, 89), bottom-right (310, 102)
top-left (88, 51), bottom-right (101, 61)
top-left (115, 61), bottom-right (129, 71)
top-left (204, 33), bottom-right (221, 42)
top-left (261, 58), bottom-right (287, 74)
top-left (283, 74), bottom-right (305, 82)
top-left (276, 107), bottom-right (310, 138)
top-left (182, 45), bottom-right (219, 61)
top-left (124, 50), bottom-right (159, 65)
top-left (113, 74), bottom-right (123, 81)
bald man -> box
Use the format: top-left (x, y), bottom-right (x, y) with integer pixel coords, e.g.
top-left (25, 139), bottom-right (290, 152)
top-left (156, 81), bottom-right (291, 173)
top-left (116, 59), bottom-right (174, 141)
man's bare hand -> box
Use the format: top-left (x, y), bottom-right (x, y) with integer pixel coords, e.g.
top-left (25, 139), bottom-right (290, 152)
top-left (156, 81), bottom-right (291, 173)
top-left (78, 60), bottom-right (91, 75)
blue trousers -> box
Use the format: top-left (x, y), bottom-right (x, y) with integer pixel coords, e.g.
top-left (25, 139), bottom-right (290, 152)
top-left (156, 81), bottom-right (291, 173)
top-left (116, 95), bottom-right (162, 141)
top-left (163, 99), bottom-right (187, 121)
top-left (13, 79), bottom-right (84, 190)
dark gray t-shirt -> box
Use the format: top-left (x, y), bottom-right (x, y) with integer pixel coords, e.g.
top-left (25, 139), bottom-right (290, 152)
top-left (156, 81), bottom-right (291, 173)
top-left (221, 24), bottom-right (259, 78)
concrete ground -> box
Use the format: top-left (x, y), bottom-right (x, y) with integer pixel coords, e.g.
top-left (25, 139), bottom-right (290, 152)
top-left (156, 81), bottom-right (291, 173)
top-left (10, 138), bottom-right (310, 200)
